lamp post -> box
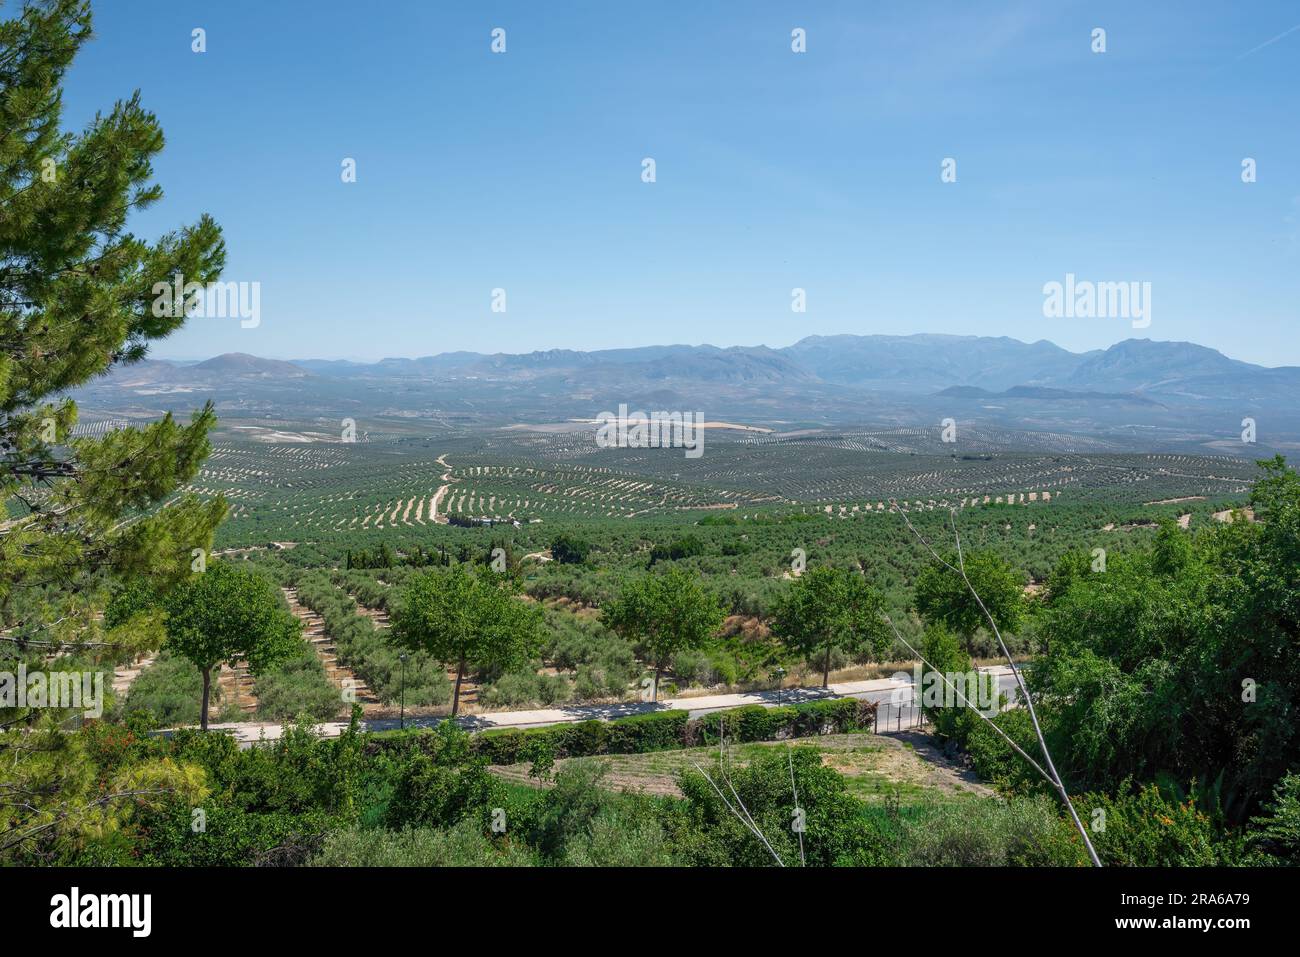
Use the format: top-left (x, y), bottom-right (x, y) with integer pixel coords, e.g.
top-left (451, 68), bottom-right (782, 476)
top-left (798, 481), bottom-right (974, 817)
top-left (774, 665), bottom-right (786, 705)
top-left (399, 653), bottom-right (408, 730)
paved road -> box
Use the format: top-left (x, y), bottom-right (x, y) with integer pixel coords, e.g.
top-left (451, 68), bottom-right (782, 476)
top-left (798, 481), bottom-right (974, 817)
top-left (182, 665), bottom-right (1024, 746)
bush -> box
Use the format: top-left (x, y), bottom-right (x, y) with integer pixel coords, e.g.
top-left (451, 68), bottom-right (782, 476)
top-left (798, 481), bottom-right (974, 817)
top-left (1079, 783), bottom-right (1231, 867)
top-left (254, 645), bottom-right (343, 721)
top-left (312, 820), bottom-right (535, 866)
top-left (384, 724), bottom-right (503, 829)
top-left (675, 747), bottom-right (874, 866)
top-left (901, 796), bottom-right (1087, 867)
top-left (690, 697), bottom-right (873, 745)
top-left (546, 719), bottom-right (609, 759)
top-left (478, 670), bottom-right (571, 709)
top-left (964, 708), bottom-right (1046, 796)
top-left (473, 728), bottom-right (527, 765)
top-left (605, 710), bottom-right (690, 754)
top-left (124, 651), bottom-right (241, 726)
top-left (375, 698), bottom-right (874, 768)
top-left (136, 803), bottom-right (339, 867)
top-left (1250, 773), bottom-right (1300, 865)
top-left (549, 534), bottom-right (591, 565)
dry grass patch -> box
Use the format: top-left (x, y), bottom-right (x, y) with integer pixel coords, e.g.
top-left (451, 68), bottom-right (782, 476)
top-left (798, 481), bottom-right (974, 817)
top-left (488, 732), bottom-right (993, 802)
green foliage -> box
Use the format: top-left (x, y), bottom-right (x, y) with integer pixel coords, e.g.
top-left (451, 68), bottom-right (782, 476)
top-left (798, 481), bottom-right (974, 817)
top-left (1078, 784), bottom-right (1233, 867)
top-left (689, 698), bottom-right (874, 745)
top-left (604, 566), bottom-right (724, 700)
top-left (253, 645), bottom-right (342, 722)
top-left (134, 802), bottom-right (339, 868)
top-left (124, 650), bottom-right (236, 727)
top-left (900, 795), bottom-right (1087, 867)
top-left (549, 534), bottom-right (590, 565)
top-left (1249, 773), bottom-right (1300, 865)
top-left (465, 710), bottom-right (691, 765)
top-left (1044, 549), bottom-right (1095, 607)
top-left (648, 534), bottom-right (704, 566)
top-left (390, 563), bottom-right (543, 715)
top-left (769, 565), bottom-right (890, 687)
top-left (162, 562), bottom-right (301, 729)
top-left (312, 820), bottom-right (535, 866)
top-left (914, 551), bottom-right (1025, 652)
top-left (0, 0), bottom-right (227, 632)
top-left (964, 708), bottom-right (1045, 795)
top-left (292, 571), bottom-right (449, 708)
top-left (676, 747), bottom-right (871, 866)
top-left (916, 623), bottom-right (998, 747)
top-left (477, 670), bottom-right (571, 709)
top-left (1033, 458), bottom-right (1300, 821)
top-left (383, 723), bottom-right (503, 829)
top-left (451, 697), bottom-right (873, 771)
top-left (604, 709), bottom-right (691, 754)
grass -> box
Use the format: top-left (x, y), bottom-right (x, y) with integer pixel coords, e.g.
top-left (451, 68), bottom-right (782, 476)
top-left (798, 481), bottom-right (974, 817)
top-left (490, 732), bottom-right (988, 803)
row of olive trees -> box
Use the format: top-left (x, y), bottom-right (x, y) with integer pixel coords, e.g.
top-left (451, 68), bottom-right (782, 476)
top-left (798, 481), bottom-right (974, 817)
top-left (385, 549), bottom-right (1028, 713)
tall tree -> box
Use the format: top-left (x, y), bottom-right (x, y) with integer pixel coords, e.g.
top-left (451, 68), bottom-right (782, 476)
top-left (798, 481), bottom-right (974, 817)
top-left (769, 565), bottom-right (890, 688)
top-left (162, 562), bottom-right (301, 730)
top-left (0, 0), bottom-right (226, 853)
top-left (913, 551), bottom-right (1025, 652)
top-left (604, 566), bottom-right (724, 701)
top-left (1, 0), bottom-right (227, 642)
top-left (391, 564), bottom-right (542, 717)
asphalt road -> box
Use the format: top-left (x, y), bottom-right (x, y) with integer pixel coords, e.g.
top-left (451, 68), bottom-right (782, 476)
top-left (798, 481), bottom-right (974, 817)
top-left (183, 665), bottom-right (1026, 745)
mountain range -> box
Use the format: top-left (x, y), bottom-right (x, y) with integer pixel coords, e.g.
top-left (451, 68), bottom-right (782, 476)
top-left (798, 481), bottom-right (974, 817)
top-left (72, 335), bottom-right (1300, 449)
top-left (282, 335), bottom-right (1297, 399)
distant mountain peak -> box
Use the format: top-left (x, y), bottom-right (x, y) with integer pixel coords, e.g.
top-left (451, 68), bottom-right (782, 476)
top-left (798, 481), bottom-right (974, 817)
top-left (193, 353), bottom-right (312, 377)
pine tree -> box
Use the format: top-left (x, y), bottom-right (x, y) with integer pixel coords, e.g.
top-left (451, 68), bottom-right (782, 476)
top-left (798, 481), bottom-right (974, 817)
top-left (1, 0), bottom-right (226, 857)
top-left (1, 0), bottom-right (227, 645)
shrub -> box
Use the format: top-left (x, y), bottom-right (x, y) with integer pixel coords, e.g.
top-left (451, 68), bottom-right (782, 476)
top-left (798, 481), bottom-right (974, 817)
top-left (1079, 783), bottom-right (1230, 867)
top-left (964, 708), bottom-right (1047, 796)
top-left (546, 719), bottom-right (609, 759)
top-left (549, 534), bottom-right (591, 565)
top-left (1249, 773), bottom-right (1300, 865)
top-left (901, 796), bottom-right (1087, 867)
top-left (254, 646), bottom-right (343, 721)
top-left (312, 820), bottom-right (535, 867)
top-left (124, 651), bottom-right (233, 727)
top-left (384, 724), bottom-right (503, 829)
top-left (605, 709), bottom-right (690, 754)
top-left (692, 697), bottom-right (873, 745)
top-left (136, 803), bottom-right (339, 867)
top-left (473, 728), bottom-right (527, 765)
top-left (478, 670), bottom-right (571, 709)
top-left (675, 747), bottom-right (874, 867)
top-left (379, 698), bottom-right (874, 768)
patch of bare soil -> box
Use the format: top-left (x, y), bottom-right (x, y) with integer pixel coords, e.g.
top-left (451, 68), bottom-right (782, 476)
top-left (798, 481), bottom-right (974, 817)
top-left (283, 587), bottom-right (379, 716)
top-left (883, 731), bottom-right (996, 798)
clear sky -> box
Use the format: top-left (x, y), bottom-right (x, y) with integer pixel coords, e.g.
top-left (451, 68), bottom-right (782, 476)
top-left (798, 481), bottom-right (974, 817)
top-left (59, 0), bottom-right (1300, 365)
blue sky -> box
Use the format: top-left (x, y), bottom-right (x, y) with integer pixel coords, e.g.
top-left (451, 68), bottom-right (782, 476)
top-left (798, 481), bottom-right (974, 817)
top-left (58, 0), bottom-right (1300, 364)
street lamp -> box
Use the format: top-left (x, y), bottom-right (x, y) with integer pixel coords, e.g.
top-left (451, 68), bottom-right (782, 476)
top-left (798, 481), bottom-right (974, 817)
top-left (774, 665), bottom-right (786, 705)
top-left (399, 653), bottom-right (408, 730)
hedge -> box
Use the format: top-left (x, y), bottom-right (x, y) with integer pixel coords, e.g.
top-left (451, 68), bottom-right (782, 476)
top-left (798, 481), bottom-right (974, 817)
top-left (686, 698), bottom-right (873, 746)
top-left (368, 696), bottom-right (876, 765)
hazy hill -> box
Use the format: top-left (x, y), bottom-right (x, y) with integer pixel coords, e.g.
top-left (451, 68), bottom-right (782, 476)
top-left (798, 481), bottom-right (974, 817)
top-left (192, 353), bottom-right (313, 378)
top-left (71, 335), bottom-right (1300, 446)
